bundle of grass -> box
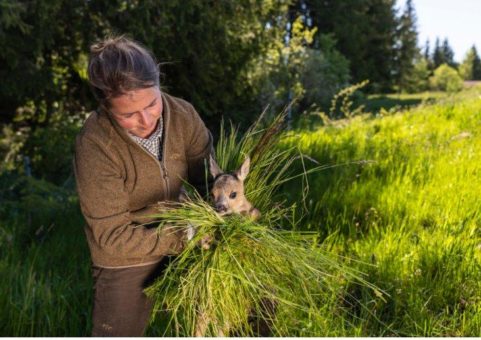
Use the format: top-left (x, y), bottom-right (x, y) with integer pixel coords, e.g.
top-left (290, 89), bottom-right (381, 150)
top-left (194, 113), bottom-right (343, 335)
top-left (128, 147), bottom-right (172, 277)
top-left (145, 111), bottom-right (377, 336)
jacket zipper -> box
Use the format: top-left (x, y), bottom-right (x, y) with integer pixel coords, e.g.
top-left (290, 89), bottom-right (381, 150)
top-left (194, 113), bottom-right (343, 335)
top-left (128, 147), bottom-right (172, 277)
top-left (159, 133), bottom-right (171, 199)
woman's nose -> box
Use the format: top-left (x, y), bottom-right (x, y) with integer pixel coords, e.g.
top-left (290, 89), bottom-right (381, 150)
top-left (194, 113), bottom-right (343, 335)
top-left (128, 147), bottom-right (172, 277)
top-left (138, 110), bottom-right (152, 126)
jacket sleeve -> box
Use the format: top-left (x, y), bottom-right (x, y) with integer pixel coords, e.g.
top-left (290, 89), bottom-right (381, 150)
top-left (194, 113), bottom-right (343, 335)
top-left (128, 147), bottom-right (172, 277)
top-left (185, 105), bottom-right (214, 197)
top-left (73, 135), bottom-right (184, 258)
top-left (129, 201), bottom-right (178, 225)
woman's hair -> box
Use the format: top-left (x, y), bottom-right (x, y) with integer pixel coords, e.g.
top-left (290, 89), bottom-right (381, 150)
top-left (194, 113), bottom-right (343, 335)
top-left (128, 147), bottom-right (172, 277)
top-left (87, 35), bottom-right (160, 107)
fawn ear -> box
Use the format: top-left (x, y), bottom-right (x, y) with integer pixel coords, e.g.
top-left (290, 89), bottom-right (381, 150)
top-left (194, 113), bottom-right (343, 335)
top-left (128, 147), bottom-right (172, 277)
top-left (236, 157), bottom-right (250, 181)
top-left (209, 154), bottom-right (224, 178)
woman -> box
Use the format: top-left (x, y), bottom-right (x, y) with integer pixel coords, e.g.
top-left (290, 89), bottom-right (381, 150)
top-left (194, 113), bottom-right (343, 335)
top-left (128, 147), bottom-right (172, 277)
top-left (73, 35), bottom-right (212, 336)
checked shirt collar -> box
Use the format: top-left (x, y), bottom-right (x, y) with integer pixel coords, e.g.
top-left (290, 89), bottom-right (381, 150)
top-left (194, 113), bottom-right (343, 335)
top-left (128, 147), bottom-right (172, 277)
top-left (128, 114), bottom-right (164, 160)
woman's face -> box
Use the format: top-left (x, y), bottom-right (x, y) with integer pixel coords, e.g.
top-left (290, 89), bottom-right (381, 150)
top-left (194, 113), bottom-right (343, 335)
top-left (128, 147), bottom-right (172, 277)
top-left (108, 86), bottom-right (163, 138)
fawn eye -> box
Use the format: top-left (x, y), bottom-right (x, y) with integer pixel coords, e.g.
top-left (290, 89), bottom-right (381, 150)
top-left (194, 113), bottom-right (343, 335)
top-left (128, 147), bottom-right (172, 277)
top-left (229, 192), bottom-right (237, 199)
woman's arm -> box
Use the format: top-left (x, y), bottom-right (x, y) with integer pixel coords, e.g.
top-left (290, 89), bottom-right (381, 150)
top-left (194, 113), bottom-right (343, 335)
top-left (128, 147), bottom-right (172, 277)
top-left (73, 135), bottom-right (184, 258)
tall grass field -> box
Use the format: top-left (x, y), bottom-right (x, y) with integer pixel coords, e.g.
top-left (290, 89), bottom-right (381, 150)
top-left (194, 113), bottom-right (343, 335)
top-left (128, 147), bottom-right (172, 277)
top-left (1, 87), bottom-right (481, 336)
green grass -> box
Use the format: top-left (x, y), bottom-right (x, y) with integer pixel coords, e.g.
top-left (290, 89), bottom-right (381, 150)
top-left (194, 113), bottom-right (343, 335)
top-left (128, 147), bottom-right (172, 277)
top-left (2, 87), bottom-right (481, 335)
top-left (144, 115), bottom-right (378, 336)
top-left (362, 91), bottom-right (448, 113)
top-left (0, 207), bottom-right (91, 336)
top-left (281, 86), bottom-right (481, 335)
top-left (0, 175), bottom-right (91, 336)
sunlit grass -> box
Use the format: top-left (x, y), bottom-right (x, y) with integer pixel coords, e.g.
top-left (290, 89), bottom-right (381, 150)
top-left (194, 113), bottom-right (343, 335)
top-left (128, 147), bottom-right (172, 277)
top-left (282, 87), bottom-right (481, 335)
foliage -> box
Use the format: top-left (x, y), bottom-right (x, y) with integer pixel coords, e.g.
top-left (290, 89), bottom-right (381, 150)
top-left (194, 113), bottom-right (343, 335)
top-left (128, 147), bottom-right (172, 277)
top-left (400, 57), bottom-right (431, 93)
top-left (0, 172), bottom-right (78, 246)
top-left (248, 15), bottom-right (316, 114)
top-left (328, 80), bottom-right (369, 119)
top-left (307, 0), bottom-right (398, 92)
top-left (124, 0), bottom-right (290, 129)
top-left (429, 64), bottom-right (463, 92)
top-left (299, 35), bottom-right (351, 110)
top-left (0, 0), bottom-right (292, 133)
top-left (459, 45), bottom-right (481, 80)
top-left (0, 0), bottom-right (92, 124)
top-left (0, 105), bottom-right (86, 185)
top-left (394, 0), bottom-right (420, 91)
top-left (431, 37), bottom-right (456, 69)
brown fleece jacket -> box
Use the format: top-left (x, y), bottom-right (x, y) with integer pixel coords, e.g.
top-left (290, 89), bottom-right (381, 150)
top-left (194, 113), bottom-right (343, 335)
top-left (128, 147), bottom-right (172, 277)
top-left (73, 92), bottom-right (213, 268)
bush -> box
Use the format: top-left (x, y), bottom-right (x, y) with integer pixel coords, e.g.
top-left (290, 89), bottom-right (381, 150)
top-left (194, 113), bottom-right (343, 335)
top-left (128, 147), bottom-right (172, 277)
top-left (249, 19), bottom-right (350, 116)
top-left (300, 35), bottom-right (350, 109)
top-left (0, 104), bottom-right (86, 185)
top-left (429, 64), bottom-right (463, 92)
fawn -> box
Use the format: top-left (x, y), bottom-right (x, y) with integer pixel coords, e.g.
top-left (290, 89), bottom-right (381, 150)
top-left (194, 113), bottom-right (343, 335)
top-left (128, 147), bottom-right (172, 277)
top-left (190, 155), bottom-right (262, 337)
top-left (208, 155), bottom-right (260, 220)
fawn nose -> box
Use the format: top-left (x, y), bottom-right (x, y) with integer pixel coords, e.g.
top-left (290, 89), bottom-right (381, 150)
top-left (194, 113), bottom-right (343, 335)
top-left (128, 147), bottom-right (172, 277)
top-left (215, 203), bottom-right (228, 213)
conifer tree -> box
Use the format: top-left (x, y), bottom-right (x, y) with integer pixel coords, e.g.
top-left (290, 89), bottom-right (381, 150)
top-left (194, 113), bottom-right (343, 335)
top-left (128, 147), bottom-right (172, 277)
top-left (432, 38), bottom-right (444, 69)
top-left (306, 0), bottom-right (397, 92)
top-left (459, 45), bottom-right (481, 80)
top-left (423, 39), bottom-right (430, 61)
top-left (395, 0), bottom-right (420, 91)
top-left (442, 38), bottom-right (456, 67)
top-left (432, 37), bottom-right (456, 69)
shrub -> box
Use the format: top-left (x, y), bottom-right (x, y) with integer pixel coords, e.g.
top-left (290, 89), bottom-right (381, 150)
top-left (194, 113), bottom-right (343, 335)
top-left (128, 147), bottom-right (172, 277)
top-left (300, 35), bottom-right (351, 109)
top-left (429, 64), bottom-right (463, 92)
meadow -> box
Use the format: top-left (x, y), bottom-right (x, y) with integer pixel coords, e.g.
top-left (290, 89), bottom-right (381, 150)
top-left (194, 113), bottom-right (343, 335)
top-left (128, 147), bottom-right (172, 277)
top-left (1, 87), bottom-right (481, 336)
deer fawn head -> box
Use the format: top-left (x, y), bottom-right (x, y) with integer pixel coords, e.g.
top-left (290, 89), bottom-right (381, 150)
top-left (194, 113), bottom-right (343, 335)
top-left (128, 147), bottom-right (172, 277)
top-left (209, 155), bottom-right (260, 219)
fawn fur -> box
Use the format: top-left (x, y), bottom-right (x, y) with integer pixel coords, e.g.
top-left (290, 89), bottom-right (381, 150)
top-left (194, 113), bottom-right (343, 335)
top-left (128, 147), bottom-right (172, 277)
top-left (209, 155), bottom-right (260, 220)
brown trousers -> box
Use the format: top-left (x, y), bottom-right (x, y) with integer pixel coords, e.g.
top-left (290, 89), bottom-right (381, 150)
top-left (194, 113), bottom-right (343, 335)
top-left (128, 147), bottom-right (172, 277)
top-left (91, 258), bottom-right (170, 337)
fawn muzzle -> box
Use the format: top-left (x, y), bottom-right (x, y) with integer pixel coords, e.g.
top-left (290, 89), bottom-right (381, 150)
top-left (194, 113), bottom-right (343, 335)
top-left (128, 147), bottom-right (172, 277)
top-left (214, 203), bottom-right (228, 213)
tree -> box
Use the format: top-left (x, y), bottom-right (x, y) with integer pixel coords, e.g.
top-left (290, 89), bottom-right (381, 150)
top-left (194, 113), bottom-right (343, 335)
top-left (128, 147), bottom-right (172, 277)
top-left (94, 0), bottom-right (291, 130)
top-left (0, 0), bottom-right (291, 132)
top-left (441, 38), bottom-right (456, 67)
top-left (423, 39), bottom-right (435, 72)
top-left (299, 35), bottom-right (350, 109)
top-left (423, 39), bottom-right (430, 61)
top-left (394, 0), bottom-right (420, 91)
top-left (459, 45), bottom-right (481, 80)
top-left (0, 0), bottom-right (93, 125)
top-left (432, 38), bottom-right (443, 69)
top-left (255, 1), bottom-right (350, 114)
top-left (432, 37), bottom-right (456, 69)
top-left (306, 0), bottom-right (398, 92)
top-left (403, 57), bottom-right (430, 92)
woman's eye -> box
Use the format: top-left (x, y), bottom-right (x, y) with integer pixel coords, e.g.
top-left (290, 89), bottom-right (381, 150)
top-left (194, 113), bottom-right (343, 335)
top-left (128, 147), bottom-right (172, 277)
top-left (229, 192), bottom-right (237, 199)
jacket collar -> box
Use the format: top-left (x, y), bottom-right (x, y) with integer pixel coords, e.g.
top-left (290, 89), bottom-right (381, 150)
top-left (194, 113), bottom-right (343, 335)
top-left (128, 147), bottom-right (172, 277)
top-left (98, 91), bottom-right (172, 150)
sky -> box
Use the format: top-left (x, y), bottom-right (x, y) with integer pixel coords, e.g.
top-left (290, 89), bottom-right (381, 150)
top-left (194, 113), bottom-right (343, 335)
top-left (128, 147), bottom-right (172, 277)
top-left (396, 0), bottom-right (481, 62)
